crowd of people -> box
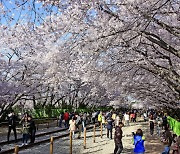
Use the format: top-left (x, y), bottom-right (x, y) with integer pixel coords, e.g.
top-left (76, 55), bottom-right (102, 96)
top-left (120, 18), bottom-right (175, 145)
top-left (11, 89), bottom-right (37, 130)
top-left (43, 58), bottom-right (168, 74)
top-left (56, 110), bottom-right (130, 153)
top-left (147, 111), bottom-right (180, 154)
top-left (91, 110), bottom-right (179, 154)
top-left (4, 109), bottom-right (180, 154)
top-left (7, 110), bottom-right (36, 146)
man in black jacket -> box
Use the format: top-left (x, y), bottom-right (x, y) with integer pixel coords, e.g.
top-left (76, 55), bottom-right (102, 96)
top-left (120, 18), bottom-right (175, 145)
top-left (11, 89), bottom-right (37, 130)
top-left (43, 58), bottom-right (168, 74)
top-left (7, 110), bottom-right (17, 142)
top-left (106, 116), bottom-right (114, 139)
top-left (114, 122), bottom-right (124, 154)
top-left (28, 116), bottom-right (36, 143)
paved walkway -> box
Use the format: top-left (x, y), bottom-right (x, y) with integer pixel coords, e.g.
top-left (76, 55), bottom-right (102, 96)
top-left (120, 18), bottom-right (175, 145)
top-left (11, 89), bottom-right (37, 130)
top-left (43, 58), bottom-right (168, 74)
top-left (17, 121), bottom-right (166, 154)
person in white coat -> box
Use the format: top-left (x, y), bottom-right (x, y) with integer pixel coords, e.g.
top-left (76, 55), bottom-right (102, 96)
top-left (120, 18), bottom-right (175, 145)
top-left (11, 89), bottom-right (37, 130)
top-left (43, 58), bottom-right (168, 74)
top-left (124, 112), bottom-right (130, 126)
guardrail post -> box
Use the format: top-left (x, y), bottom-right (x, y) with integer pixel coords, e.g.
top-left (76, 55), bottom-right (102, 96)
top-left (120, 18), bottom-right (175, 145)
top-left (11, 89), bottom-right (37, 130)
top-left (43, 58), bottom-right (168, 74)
top-left (84, 128), bottom-right (86, 149)
top-left (100, 122), bottom-right (103, 138)
top-left (70, 131), bottom-right (72, 154)
top-left (14, 145), bottom-right (19, 154)
top-left (93, 125), bottom-right (96, 143)
top-left (50, 136), bottom-right (53, 154)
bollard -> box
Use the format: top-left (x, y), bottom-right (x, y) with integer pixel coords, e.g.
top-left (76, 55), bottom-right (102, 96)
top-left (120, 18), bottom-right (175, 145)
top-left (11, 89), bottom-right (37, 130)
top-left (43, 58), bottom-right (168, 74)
top-left (50, 136), bottom-right (54, 154)
top-left (93, 125), bottom-right (96, 143)
top-left (100, 122), bottom-right (103, 138)
top-left (14, 145), bottom-right (19, 154)
top-left (70, 131), bottom-right (72, 154)
top-left (84, 128), bottom-right (86, 149)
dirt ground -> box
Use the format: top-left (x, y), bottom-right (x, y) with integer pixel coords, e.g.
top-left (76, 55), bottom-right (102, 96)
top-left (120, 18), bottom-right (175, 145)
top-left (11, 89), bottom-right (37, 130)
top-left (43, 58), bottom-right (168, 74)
top-left (78, 121), bottom-right (165, 154)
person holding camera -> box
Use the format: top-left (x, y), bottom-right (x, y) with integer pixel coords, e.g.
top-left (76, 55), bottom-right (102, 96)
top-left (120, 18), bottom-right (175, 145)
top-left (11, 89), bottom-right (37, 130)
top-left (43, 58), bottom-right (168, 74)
top-left (19, 112), bottom-right (30, 145)
top-left (133, 129), bottom-right (145, 154)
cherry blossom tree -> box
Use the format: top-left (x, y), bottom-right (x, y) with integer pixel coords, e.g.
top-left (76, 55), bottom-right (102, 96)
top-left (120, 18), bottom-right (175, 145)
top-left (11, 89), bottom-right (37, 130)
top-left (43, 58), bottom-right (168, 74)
top-left (0, 0), bottom-right (179, 117)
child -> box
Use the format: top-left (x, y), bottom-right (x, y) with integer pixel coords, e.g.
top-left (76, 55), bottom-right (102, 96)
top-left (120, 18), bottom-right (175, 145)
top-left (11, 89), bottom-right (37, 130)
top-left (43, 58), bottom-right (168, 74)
top-left (133, 129), bottom-right (145, 154)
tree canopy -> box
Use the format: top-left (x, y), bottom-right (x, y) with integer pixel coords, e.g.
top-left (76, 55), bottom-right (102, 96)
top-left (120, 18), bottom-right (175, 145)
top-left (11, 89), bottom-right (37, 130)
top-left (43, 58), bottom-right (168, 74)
top-left (0, 0), bottom-right (179, 116)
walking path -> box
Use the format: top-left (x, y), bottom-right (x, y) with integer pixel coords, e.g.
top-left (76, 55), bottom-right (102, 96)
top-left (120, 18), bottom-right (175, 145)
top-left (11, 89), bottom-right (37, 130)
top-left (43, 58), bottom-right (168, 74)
top-left (17, 121), bottom-right (165, 154)
top-left (78, 122), bottom-right (164, 154)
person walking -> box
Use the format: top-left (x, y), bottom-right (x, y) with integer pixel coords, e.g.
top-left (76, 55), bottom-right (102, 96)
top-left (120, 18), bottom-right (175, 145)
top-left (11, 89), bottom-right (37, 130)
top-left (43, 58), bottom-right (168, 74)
top-left (59, 112), bottom-right (64, 128)
top-left (114, 122), bottom-right (124, 154)
top-left (124, 112), bottom-right (130, 126)
top-left (102, 113), bottom-right (106, 128)
top-left (162, 113), bottom-right (168, 130)
top-left (82, 112), bottom-right (87, 132)
top-left (133, 129), bottom-right (145, 154)
top-left (64, 111), bottom-right (69, 128)
top-left (98, 111), bottom-right (102, 127)
top-left (161, 125), bottom-right (174, 154)
top-left (106, 116), bottom-right (113, 139)
top-left (130, 112), bottom-right (134, 122)
top-left (69, 116), bottom-right (76, 139)
top-left (76, 114), bottom-right (82, 139)
top-left (156, 115), bottom-right (162, 136)
top-left (112, 112), bottom-right (117, 121)
top-left (7, 110), bottom-right (17, 142)
top-left (28, 116), bottom-right (36, 144)
top-left (149, 116), bottom-right (155, 136)
top-left (92, 111), bottom-right (96, 124)
top-left (132, 112), bottom-right (136, 122)
top-left (143, 112), bottom-right (147, 122)
top-left (115, 115), bottom-right (120, 127)
top-left (171, 134), bottom-right (180, 154)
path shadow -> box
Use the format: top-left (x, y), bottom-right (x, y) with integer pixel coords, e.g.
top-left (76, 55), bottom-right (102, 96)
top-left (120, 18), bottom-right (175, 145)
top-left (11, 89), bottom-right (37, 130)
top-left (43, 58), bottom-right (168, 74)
top-left (122, 148), bottom-right (133, 154)
top-left (86, 142), bottom-right (107, 149)
top-left (82, 148), bottom-right (103, 154)
top-left (145, 137), bottom-right (164, 154)
top-left (94, 139), bottom-right (109, 143)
